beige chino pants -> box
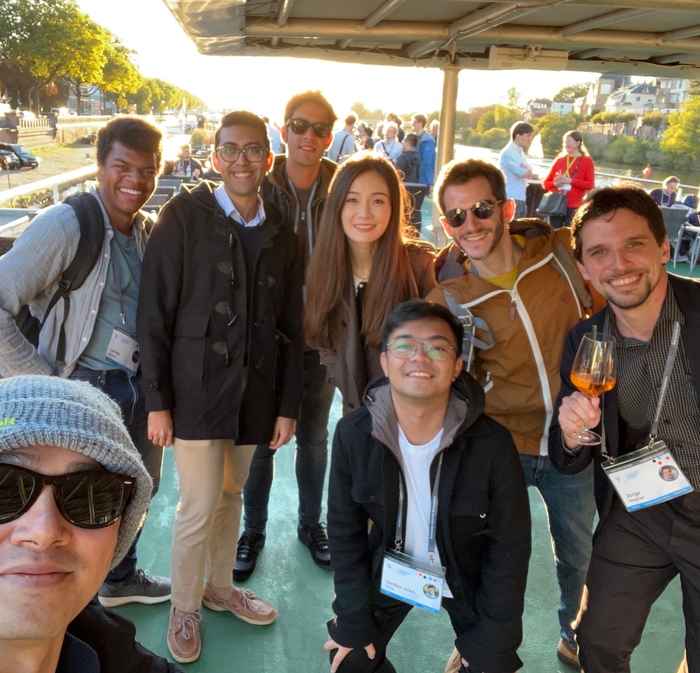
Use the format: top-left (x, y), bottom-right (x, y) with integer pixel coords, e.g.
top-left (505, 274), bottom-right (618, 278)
top-left (171, 438), bottom-right (256, 612)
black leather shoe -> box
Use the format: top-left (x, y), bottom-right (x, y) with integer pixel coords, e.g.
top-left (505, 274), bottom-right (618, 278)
top-left (298, 523), bottom-right (331, 568)
top-left (233, 531), bottom-right (266, 582)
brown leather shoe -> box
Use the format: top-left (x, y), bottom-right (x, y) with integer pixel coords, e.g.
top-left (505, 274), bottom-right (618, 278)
top-left (203, 585), bottom-right (278, 625)
top-left (557, 637), bottom-right (581, 669)
top-left (167, 606), bottom-right (201, 664)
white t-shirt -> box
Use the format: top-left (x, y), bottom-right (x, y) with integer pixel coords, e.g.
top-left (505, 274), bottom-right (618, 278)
top-left (397, 425), bottom-right (453, 598)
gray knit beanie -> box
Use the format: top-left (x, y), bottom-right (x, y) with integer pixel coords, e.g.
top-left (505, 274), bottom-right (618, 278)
top-left (0, 375), bottom-right (152, 568)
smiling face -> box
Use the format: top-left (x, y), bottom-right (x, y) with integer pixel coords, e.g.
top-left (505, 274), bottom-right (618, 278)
top-left (577, 207), bottom-right (669, 310)
top-left (281, 101), bottom-right (333, 169)
top-left (0, 445), bottom-right (118, 642)
top-left (440, 176), bottom-right (514, 262)
top-left (97, 141), bottom-right (158, 224)
top-left (341, 170), bottom-right (392, 247)
top-left (380, 318), bottom-right (463, 403)
top-left (212, 124), bottom-right (273, 201)
top-left (564, 135), bottom-right (581, 156)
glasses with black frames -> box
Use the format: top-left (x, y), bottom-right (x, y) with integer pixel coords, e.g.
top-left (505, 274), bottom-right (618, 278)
top-left (286, 118), bottom-right (332, 138)
top-left (444, 200), bottom-right (502, 227)
top-left (215, 143), bottom-right (267, 163)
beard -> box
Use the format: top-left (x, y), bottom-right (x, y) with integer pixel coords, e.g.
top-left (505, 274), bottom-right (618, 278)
top-left (604, 274), bottom-right (656, 310)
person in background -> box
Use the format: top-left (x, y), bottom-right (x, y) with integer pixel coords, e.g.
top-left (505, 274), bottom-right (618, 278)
top-left (139, 110), bottom-right (303, 663)
top-left (413, 113), bottom-right (437, 232)
top-left (323, 300), bottom-right (530, 673)
top-left (173, 144), bottom-right (202, 179)
top-left (499, 121), bottom-right (538, 219)
top-left (684, 188), bottom-right (699, 226)
top-left (305, 153), bottom-right (437, 416)
top-left (429, 118), bottom-right (440, 143)
top-left (650, 175), bottom-right (681, 207)
top-left (374, 122), bottom-right (403, 165)
top-left (0, 375), bottom-right (180, 673)
top-left (395, 133), bottom-right (424, 232)
top-left (357, 123), bottom-right (375, 150)
top-left (385, 113), bottom-right (405, 142)
top-left (263, 116), bottom-right (283, 155)
top-left (542, 130), bottom-right (595, 228)
top-left (237, 91), bottom-right (337, 580)
top-left (549, 186), bottom-right (700, 673)
top-left (328, 114), bottom-right (358, 163)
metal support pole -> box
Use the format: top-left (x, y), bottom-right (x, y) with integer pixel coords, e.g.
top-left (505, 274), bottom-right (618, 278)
top-left (432, 65), bottom-right (460, 243)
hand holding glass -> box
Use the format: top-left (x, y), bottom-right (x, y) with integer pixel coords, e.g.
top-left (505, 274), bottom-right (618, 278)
top-left (569, 334), bottom-right (616, 446)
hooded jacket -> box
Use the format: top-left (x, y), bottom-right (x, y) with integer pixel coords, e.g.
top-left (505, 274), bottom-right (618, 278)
top-left (262, 154), bottom-right (336, 268)
top-left (429, 220), bottom-right (589, 456)
top-left (327, 373), bottom-right (531, 673)
top-left (138, 180), bottom-right (303, 442)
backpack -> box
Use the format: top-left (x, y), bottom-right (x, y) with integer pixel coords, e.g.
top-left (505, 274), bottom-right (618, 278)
top-left (11, 192), bottom-right (105, 365)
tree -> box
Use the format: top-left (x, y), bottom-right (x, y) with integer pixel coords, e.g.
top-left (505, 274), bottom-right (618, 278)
top-left (661, 96), bottom-right (700, 165)
top-left (506, 87), bottom-right (520, 109)
top-left (535, 113), bottom-right (580, 156)
top-left (476, 105), bottom-right (520, 133)
top-left (553, 83), bottom-right (590, 102)
top-left (101, 40), bottom-right (140, 111)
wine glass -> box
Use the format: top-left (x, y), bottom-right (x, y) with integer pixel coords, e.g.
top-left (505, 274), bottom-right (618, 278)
top-left (570, 334), bottom-right (616, 446)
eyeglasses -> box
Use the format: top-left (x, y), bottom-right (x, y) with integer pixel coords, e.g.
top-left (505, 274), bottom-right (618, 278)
top-left (444, 200), bottom-right (502, 227)
top-left (386, 338), bottom-right (456, 362)
top-left (215, 143), bottom-right (267, 163)
top-left (0, 464), bottom-right (134, 529)
top-left (287, 118), bottom-right (332, 138)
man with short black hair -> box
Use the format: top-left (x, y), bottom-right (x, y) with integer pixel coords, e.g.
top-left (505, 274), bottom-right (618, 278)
top-left (140, 110), bottom-right (303, 663)
top-left (499, 122), bottom-right (537, 219)
top-left (429, 158), bottom-right (596, 669)
top-left (173, 144), bottom-right (202, 179)
top-left (328, 113), bottom-right (357, 163)
top-left (324, 299), bottom-right (530, 673)
top-left (236, 91), bottom-right (337, 580)
top-left (550, 186), bottom-right (700, 673)
top-left (0, 116), bottom-right (169, 609)
top-left (0, 374), bottom-right (181, 673)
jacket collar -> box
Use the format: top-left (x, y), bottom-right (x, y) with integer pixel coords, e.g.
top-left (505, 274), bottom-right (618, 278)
top-left (58, 632), bottom-right (100, 673)
top-left (266, 154), bottom-right (336, 204)
top-left (364, 371), bottom-right (485, 465)
top-left (669, 274), bottom-right (700, 399)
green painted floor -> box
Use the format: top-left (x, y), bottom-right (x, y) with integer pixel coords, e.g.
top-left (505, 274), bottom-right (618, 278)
top-left (117, 388), bottom-right (685, 672)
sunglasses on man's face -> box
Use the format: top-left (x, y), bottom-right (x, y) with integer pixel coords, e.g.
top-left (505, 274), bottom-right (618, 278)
top-left (444, 200), bottom-right (502, 227)
top-left (287, 118), bottom-right (332, 138)
top-left (0, 464), bottom-right (134, 529)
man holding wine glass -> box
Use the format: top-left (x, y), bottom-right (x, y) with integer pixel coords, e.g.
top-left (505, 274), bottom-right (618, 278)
top-left (550, 186), bottom-right (700, 673)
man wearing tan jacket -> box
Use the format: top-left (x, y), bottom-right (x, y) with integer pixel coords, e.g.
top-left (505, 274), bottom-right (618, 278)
top-left (428, 159), bottom-right (595, 671)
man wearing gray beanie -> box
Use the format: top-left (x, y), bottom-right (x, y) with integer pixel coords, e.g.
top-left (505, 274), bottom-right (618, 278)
top-left (0, 375), bottom-right (181, 673)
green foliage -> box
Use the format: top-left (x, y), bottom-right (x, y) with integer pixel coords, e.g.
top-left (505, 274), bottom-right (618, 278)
top-left (661, 97), bottom-right (700, 166)
top-left (589, 111), bottom-right (636, 125)
top-left (553, 83), bottom-right (590, 103)
top-left (506, 87), bottom-right (519, 109)
top-left (190, 128), bottom-right (213, 147)
top-left (481, 127), bottom-right (509, 149)
top-left (534, 113), bottom-right (580, 156)
top-left (476, 105), bottom-right (521, 133)
top-left (641, 111), bottom-right (664, 129)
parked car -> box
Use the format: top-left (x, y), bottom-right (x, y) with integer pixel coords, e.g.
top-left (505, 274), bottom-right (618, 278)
top-left (0, 143), bottom-right (39, 169)
top-left (0, 148), bottom-right (21, 171)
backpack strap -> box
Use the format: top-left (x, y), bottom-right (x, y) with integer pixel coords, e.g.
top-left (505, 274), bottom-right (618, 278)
top-left (42, 192), bottom-right (105, 366)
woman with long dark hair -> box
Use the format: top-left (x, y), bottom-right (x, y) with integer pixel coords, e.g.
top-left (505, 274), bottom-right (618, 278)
top-left (542, 130), bottom-right (595, 228)
top-left (305, 152), bottom-right (436, 413)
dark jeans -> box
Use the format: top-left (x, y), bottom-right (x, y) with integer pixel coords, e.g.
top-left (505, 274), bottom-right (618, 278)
top-left (519, 455), bottom-right (595, 641)
top-left (243, 349), bottom-right (335, 533)
top-left (577, 493), bottom-right (700, 673)
top-left (327, 592), bottom-right (471, 673)
top-left (70, 366), bottom-right (163, 583)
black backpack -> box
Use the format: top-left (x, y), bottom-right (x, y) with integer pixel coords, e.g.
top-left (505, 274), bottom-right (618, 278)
top-left (9, 192), bottom-right (105, 365)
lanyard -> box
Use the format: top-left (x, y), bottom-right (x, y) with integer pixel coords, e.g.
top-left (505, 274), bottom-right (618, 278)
top-left (649, 321), bottom-right (681, 442)
top-left (110, 234), bottom-right (140, 331)
top-left (394, 451), bottom-right (445, 565)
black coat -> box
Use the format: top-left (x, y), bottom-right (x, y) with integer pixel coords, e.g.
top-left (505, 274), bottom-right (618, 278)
top-left (549, 274), bottom-right (700, 523)
top-left (65, 603), bottom-right (182, 673)
top-left (327, 373), bottom-right (531, 673)
top-left (138, 181), bottom-right (303, 442)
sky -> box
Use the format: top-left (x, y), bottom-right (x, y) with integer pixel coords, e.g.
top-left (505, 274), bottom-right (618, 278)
top-left (76, 0), bottom-right (599, 121)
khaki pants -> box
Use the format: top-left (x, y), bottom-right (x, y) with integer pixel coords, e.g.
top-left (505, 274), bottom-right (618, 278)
top-left (171, 438), bottom-right (255, 612)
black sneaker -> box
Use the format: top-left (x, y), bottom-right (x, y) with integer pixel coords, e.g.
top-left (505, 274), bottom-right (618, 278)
top-left (298, 523), bottom-right (331, 568)
top-left (233, 531), bottom-right (266, 582)
top-left (98, 569), bottom-right (171, 607)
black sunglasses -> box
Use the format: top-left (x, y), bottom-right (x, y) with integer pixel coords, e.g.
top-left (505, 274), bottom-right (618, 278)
top-left (445, 200), bottom-right (502, 227)
top-left (287, 118), bottom-right (332, 138)
top-left (0, 464), bottom-right (134, 529)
